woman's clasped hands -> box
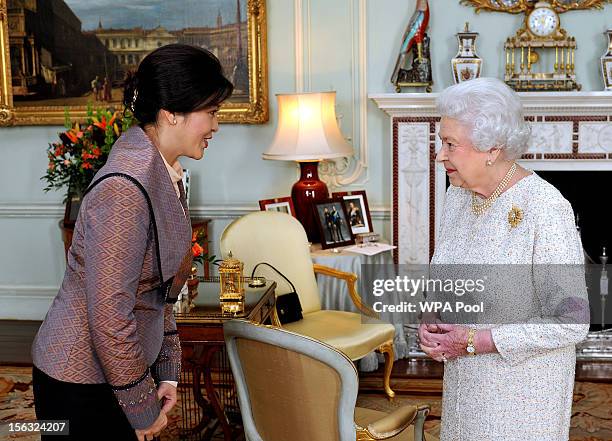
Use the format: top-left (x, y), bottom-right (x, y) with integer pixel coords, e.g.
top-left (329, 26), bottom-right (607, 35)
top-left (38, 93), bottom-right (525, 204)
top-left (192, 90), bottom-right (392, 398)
top-left (418, 319), bottom-right (470, 362)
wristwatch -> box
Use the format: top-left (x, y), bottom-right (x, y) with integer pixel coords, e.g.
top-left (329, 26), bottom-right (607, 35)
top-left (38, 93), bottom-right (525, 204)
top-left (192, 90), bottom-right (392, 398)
top-left (466, 328), bottom-right (477, 356)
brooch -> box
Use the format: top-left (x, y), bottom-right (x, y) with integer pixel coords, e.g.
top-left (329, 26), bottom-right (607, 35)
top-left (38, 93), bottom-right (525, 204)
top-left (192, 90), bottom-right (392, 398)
top-left (508, 205), bottom-right (524, 228)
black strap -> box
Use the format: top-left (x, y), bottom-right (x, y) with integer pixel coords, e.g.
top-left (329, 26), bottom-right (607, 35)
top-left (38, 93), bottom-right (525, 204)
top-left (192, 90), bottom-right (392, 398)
top-left (84, 173), bottom-right (165, 292)
top-left (250, 262), bottom-right (296, 293)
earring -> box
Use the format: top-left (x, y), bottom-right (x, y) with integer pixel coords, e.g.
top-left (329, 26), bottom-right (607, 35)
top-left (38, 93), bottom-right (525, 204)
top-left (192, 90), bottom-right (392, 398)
top-left (172, 117), bottom-right (177, 125)
top-left (486, 158), bottom-right (493, 166)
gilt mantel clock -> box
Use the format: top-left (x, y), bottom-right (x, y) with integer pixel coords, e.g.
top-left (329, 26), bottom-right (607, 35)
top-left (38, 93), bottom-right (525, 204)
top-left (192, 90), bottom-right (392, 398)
top-left (460, 0), bottom-right (612, 91)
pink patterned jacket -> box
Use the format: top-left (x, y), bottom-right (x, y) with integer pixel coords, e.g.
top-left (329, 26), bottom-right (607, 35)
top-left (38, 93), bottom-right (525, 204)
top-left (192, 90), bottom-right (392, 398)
top-left (32, 126), bottom-right (192, 429)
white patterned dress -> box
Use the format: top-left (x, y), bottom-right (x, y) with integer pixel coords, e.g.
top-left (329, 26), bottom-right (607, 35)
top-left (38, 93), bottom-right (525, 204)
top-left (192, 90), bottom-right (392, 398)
top-left (432, 173), bottom-right (589, 441)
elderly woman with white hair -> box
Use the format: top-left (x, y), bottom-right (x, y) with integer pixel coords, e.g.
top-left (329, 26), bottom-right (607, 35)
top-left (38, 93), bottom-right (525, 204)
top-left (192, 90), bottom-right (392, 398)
top-left (418, 77), bottom-right (589, 441)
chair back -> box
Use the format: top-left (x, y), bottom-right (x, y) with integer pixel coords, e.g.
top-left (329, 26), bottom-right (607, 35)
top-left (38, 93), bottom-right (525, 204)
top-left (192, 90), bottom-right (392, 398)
top-left (220, 211), bottom-right (322, 314)
top-left (224, 320), bottom-right (359, 441)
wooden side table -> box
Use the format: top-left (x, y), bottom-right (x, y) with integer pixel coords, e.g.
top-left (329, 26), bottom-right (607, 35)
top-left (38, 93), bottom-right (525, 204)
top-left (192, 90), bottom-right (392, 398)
top-left (175, 279), bottom-right (277, 441)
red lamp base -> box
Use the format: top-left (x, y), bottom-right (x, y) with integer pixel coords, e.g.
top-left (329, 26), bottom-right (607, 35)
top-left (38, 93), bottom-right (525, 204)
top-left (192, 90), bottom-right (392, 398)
top-left (291, 161), bottom-right (329, 243)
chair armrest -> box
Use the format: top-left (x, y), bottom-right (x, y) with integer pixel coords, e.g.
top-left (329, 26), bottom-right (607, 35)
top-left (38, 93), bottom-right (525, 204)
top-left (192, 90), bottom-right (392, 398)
top-left (358, 404), bottom-right (430, 441)
top-left (312, 263), bottom-right (379, 319)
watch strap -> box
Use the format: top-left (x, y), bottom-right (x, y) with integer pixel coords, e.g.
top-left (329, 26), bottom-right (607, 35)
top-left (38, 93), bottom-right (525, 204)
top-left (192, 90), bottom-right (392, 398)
top-left (466, 328), bottom-right (477, 356)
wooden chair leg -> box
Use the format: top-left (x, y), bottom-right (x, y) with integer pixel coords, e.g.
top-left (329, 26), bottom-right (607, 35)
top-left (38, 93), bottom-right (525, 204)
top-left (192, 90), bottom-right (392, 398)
top-left (378, 341), bottom-right (395, 400)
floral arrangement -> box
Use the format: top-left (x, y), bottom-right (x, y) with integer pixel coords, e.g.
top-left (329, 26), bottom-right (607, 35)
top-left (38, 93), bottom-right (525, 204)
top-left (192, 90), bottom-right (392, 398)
top-left (192, 228), bottom-right (217, 268)
top-left (42, 107), bottom-right (135, 201)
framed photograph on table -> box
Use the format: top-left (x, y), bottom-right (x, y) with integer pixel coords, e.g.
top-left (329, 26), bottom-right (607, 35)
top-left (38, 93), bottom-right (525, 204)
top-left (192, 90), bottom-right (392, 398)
top-left (0, 0), bottom-right (268, 126)
top-left (258, 197), bottom-right (296, 217)
top-left (332, 190), bottom-right (373, 235)
top-left (313, 199), bottom-right (354, 249)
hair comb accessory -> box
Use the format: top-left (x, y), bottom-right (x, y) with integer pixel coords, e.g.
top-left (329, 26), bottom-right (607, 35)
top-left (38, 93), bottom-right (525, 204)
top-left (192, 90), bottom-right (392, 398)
top-left (130, 89), bottom-right (139, 112)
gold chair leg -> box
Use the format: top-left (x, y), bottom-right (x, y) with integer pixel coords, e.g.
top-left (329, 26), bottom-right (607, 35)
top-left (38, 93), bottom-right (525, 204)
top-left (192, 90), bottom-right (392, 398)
top-left (378, 341), bottom-right (395, 400)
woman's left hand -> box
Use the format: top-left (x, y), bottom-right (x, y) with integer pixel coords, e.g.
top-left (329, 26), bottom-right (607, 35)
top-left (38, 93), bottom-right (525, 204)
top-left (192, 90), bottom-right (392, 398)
top-left (420, 323), bottom-right (469, 362)
top-left (157, 382), bottom-right (177, 414)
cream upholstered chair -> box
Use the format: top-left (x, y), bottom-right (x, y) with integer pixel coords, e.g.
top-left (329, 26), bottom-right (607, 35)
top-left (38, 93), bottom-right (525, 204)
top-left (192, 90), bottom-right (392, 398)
top-left (220, 211), bottom-right (396, 399)
top-left (224, 320), bottom-right (435, 441)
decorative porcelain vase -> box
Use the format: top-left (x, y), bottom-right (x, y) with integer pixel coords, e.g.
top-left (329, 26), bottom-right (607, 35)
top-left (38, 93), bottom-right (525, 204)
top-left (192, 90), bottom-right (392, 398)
top-left (451, 22), bottom-right (482, 84)
top-left (601, 29), bottom-right (612, 91)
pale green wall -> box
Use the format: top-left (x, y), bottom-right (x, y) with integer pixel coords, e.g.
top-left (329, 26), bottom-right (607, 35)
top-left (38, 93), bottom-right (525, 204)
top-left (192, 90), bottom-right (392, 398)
top-left (1, 0), bottom-right (610, 319)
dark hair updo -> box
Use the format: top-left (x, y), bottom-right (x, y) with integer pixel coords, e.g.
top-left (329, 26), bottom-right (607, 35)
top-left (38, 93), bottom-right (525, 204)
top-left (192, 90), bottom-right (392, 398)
top-left (123, 44), bottom-right (234, 125)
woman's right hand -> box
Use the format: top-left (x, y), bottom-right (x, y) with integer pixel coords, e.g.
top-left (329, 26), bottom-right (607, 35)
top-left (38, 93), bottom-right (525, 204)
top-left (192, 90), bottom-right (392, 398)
top-left (418, 322), bottom-right (440, 349)
top-left (135, 411), bottom-right (167, 441)
top-left (418, 312), bottom-right (442, 349)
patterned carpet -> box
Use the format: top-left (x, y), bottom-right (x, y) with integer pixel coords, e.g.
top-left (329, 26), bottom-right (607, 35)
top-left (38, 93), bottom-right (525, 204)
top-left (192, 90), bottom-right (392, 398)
top-left (1, 366), bottom-right (610, 440)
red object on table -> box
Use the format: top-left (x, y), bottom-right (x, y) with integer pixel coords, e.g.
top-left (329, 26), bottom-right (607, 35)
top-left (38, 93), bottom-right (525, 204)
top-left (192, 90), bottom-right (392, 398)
top-left (291, 161), bottom-right (329, 243)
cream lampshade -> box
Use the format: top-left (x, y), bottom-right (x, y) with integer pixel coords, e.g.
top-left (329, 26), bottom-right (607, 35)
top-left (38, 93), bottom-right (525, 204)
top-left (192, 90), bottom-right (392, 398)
top-left (262, 92), bottom-right (353, 242)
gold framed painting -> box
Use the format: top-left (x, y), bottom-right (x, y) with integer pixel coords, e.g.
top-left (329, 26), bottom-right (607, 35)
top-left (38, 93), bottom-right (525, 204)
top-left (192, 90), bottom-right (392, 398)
top-left (0, 0), bottom-right (268, 126)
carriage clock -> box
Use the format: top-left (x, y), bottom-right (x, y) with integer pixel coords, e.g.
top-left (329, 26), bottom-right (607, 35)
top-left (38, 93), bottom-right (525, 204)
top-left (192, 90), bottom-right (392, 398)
top-left (219, 252), bottom-right (245, 314)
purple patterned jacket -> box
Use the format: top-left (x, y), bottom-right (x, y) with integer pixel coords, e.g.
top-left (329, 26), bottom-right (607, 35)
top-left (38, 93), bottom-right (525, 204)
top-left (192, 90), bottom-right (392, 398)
top-left (32, 126), bottom-right (192, 429)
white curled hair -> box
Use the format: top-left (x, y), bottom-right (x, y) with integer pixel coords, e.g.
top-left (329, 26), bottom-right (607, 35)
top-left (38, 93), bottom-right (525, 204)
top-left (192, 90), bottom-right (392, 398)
top-left (436, 77), bottom-right (531, 160)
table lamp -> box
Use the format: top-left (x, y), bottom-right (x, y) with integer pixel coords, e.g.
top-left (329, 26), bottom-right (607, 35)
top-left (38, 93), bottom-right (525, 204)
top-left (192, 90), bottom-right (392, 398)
top-left (263, 92), bottom-right (353, 242)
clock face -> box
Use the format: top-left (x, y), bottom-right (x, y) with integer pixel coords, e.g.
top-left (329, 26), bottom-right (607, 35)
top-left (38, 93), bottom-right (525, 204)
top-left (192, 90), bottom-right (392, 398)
top-left (527, 7), bottom-right (559, 37)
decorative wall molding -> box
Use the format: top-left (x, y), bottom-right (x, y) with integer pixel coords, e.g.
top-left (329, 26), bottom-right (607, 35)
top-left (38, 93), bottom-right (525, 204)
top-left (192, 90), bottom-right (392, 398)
top-left (294, 0), bottom-right (304, 92)
top-left (371, 92), bottom-right (612, 264)
top-left (0, 287), bottom-right (55, 320)
top-left (0, 203), bottom-right (391, 220)
top-left (294, 0), bottom-right (369, 188)
top-left (0, 203), bottom-right (63, 218)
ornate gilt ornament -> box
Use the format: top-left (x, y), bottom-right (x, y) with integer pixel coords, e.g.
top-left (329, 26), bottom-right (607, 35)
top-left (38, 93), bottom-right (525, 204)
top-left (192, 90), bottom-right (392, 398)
top-left (460, 0), bottom-right (612, 91)
top-left (219, 252), bottom-right (245, 314)
top-left (460, 0), bottom-right (611, 13)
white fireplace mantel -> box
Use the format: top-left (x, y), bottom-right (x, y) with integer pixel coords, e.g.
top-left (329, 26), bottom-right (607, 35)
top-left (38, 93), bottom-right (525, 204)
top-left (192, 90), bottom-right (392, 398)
top-left (369, 91), bottom-right (612, 264)
top-left (370, 91), bottom-right (612, 117)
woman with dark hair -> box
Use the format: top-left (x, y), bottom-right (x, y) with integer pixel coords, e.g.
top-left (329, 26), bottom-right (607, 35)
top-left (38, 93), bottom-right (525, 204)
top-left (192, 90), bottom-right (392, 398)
top-left (31, 44), bottom-right (233, 441)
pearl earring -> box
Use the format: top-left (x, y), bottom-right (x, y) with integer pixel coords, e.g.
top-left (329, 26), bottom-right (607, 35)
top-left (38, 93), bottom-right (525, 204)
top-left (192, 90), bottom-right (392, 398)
top-left (486, 158), bottom-right (493, 166)
top-left (172, 118), bottom-right (177, 125)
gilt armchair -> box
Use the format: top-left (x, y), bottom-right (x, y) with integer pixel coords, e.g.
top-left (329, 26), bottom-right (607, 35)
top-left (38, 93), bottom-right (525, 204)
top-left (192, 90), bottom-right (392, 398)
top-left (223, 319), bottom-right (436, 441)
top-left (220, 211), bottom-right (396, 399)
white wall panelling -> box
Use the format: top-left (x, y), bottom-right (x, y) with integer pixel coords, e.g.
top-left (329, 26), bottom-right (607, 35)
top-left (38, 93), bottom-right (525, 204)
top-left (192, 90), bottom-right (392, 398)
top-left (295, 0), bottom-right (370, 188)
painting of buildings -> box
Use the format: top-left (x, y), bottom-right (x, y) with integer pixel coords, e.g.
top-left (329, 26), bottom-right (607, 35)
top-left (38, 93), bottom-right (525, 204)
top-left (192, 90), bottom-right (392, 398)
top-left (7, 0), bottom-right (250, 107)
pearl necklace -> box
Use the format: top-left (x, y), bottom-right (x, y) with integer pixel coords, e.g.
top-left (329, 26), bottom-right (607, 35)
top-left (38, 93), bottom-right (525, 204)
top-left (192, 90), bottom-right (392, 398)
top-left (471, 162), bottom-right (517, 216)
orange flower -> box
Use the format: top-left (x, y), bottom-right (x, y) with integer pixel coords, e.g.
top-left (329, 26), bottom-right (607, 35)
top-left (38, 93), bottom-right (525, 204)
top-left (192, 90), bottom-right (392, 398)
top-left (54, 145), bottom-right (65, 156)
top-left (82, 162), bottom-right (92, 170)
top-left (65, 130), bottom-right (78, 143)
top-left (92, 147), bottom-right (101, 157)
top-left (93, 116), bottom-right (107, 130)
top-left (192, 231), bottom-right (198, 242)
top-left (48, 162), bottom-right (55, 170)
top-left (192, 242), bottom-right (204, 258)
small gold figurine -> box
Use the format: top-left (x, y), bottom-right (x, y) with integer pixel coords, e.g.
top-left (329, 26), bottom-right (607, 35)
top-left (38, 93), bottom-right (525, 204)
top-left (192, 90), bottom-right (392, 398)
top-left (219, 252), bottom-right (245, 314)
top-left (508, 205), bottom-right (524, 229)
